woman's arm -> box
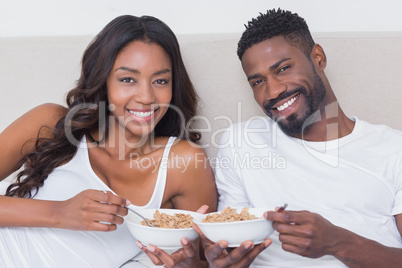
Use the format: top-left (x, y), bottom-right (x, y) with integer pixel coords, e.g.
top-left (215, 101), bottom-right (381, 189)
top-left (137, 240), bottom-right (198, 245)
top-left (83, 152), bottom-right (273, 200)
top-left (0, 104), bottom-right (129, 230)
top-left (0, 189), bottom-right (130, 230)
top-left (0, 103), bottom-right (65, 227)
top-left (0, 103), bottom-right (66, 180)
top-left (168, 140), bottom-right (218, 213)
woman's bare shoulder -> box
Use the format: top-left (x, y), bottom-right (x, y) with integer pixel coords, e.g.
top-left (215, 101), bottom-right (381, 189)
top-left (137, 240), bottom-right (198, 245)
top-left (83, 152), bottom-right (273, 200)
top-left (2, 103), bottom-right (67, 134)
top-left (168, 138), bottom-right (212, 175)
top-left (20, 103), bottom-right (66, 125)
top-left (0, 103), bottom-right (68, 179)
top-left (170, 138), bottom-right (207, 157)
top-left (29, 103), bottom-right (68, 120)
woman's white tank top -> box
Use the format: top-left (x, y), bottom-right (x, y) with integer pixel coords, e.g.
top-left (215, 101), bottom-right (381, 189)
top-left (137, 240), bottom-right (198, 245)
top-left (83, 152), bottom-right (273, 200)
top-left (0, 136), bottom-right (177, 268)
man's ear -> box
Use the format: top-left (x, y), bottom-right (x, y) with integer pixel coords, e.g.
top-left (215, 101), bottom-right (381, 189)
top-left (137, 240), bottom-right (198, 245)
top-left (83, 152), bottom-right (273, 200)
top-left (310, 44), bottom-right (327, 71)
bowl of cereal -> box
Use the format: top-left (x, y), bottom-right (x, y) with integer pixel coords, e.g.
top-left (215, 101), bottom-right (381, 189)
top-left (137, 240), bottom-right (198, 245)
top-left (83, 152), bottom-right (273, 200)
top-left (192, 207), bottom-right (274, 247)
top-left (125, 208), bottom-right (201, 249)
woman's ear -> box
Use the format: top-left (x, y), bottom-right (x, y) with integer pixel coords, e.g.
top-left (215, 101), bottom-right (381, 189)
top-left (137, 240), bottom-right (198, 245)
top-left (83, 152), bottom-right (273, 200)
top-left (310, 43), bottom-right (327, 71)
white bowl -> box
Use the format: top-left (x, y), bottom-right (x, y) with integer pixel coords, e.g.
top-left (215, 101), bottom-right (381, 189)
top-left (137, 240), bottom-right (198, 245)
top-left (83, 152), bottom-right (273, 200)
top-left (125, 208), bottom-right (201, 249)
top-left (193, 208), bottom-right (274, 247)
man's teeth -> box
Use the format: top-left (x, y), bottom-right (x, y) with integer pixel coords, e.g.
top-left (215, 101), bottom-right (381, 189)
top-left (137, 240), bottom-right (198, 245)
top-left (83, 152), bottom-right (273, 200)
top-left (276, 96), bottom-right (298, 111)
top-left (128, 110), bottom-right (155, 118)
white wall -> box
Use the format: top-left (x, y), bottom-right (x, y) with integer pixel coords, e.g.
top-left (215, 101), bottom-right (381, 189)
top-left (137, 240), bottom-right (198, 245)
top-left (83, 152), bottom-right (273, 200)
top-left (0, 0), bottom-right (401, 37)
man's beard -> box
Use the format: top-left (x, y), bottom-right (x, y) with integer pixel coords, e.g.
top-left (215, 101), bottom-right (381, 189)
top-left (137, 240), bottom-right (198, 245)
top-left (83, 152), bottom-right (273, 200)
top-left (263, 71), bottom-right (326, 136)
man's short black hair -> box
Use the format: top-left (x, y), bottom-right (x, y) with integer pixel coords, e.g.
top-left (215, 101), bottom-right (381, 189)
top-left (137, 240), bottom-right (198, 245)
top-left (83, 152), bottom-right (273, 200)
top-left (237, 8), bottom-right (315, 60)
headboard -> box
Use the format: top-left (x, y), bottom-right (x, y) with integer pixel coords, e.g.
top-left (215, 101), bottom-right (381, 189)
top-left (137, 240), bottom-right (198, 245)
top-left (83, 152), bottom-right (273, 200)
top-left (1, 32), bottom-right (401, 160)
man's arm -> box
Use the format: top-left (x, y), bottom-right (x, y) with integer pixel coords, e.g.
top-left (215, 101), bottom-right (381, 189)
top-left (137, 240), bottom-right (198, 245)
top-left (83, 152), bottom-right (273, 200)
top-left (335, 213), bottom-right (402, 268)
top-left (214, 131), bottom-right (250, 210)
top-left (266, 210), bottom-right (402, 268)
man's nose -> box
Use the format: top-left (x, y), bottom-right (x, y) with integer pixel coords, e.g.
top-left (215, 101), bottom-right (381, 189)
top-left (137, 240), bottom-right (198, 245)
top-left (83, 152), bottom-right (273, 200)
top-left (265, 77), bottom-right (286, 101)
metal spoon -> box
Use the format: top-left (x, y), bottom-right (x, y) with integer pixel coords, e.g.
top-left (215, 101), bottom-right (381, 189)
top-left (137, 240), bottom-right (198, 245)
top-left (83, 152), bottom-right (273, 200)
top-left (277, 203), bottom-right (288, 212)
top-left (125, 206), bottom-right (154, 227)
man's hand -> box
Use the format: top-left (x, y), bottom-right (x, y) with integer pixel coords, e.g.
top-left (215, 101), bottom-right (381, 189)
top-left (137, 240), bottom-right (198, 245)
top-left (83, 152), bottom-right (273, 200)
top-left (265, 210), bottom-right (340, 258)
top-left (194, 223), bottom-right (271, 268)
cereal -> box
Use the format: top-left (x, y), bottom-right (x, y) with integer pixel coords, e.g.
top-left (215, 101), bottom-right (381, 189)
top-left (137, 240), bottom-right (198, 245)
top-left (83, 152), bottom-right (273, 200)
top-left (141, 210), bottom-right (193, 228)
top-left (202, 207), bottom-right (259, 223)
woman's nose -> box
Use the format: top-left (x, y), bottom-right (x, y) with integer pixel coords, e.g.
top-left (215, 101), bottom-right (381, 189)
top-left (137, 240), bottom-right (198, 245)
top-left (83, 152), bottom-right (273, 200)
top-left (133, 83), bottom-right (156, 104)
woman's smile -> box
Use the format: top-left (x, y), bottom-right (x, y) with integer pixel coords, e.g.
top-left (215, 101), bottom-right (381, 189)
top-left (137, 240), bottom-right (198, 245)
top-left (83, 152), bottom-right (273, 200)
top-left (127, 108), bottom-right (158, 123)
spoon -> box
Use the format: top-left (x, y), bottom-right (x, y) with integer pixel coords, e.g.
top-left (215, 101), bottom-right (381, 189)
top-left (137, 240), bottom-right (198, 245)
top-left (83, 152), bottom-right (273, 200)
top-left (125, 206), bottom-right (154, 227)
top-left (277, 203), bottom-right (288, 212)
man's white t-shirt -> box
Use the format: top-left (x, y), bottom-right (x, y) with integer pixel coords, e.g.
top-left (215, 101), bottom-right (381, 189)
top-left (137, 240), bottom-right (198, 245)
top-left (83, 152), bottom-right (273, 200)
top-left (214, 117), bottom-right (402, 267)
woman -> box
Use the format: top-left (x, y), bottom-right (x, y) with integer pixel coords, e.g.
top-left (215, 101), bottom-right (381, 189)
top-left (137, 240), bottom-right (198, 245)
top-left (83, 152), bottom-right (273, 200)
top-left (0, 15), bottom-right (217, 267)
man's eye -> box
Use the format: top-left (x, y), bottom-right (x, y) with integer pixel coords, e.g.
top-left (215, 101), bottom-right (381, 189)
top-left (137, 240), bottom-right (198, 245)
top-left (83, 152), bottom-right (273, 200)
top-left (278, 65), bottom-right (290, 73)
top-left (252, 79), bottom-right (263, 87)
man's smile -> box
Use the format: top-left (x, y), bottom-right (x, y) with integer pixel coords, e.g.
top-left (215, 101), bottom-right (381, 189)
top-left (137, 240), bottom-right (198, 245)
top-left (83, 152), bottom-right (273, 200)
top-left (274, 93), bottom-right (300, 112)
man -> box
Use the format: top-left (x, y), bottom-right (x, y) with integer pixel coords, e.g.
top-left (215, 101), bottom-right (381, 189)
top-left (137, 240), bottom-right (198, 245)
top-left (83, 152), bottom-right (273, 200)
top-left (134, 8), bottom-right (402, 268)
top-left (201, 8), bottom-right (402, 267)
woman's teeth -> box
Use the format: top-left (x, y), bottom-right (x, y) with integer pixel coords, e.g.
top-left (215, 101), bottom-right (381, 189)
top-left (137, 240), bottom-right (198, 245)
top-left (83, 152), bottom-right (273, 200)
top-left (128, 110), bottom-right (155, 118)
top-left (276, 95), bottom-right (298, 111)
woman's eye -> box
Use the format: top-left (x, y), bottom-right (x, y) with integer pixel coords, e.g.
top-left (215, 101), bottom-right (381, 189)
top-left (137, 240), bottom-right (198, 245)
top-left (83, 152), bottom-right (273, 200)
top-left (120, 77), bottom-right (134, 83)
top-left (154, 79), bottom-right (169, 85)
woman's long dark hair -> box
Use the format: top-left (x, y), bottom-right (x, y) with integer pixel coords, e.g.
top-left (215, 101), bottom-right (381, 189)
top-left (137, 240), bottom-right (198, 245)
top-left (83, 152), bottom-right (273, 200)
top-left (6, 15), bottom-right (200, 198)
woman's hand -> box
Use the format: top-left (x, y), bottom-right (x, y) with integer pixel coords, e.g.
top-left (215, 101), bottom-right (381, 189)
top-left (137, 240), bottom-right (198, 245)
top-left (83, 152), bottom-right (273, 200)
top-left (136, 237), bottom-right (206, 268)
top-left (54, 189), bottom-right (130, 231)
top-left (194, 223), bottom-right (271, 268)
top-left (136, 205), bottom-right (210, 268)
